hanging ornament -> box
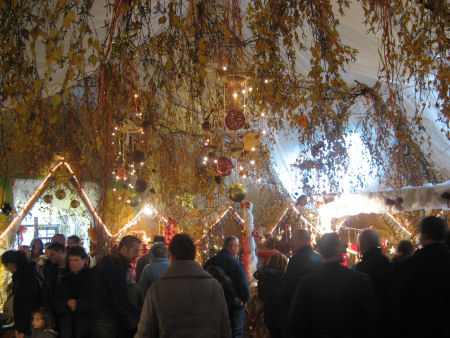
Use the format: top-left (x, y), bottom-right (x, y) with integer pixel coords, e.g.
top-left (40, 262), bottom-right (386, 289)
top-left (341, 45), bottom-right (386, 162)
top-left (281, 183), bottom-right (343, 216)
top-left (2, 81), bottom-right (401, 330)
top-left (55, 189), bottom-right (66, 200)
top-left (214, 175), bottom-right (223, 184)
top-left (53, 169), bottom-right (73, 188)
top-left (70, 200), bottom-right (80, 208)
top-left (135, 179), bottom-right (148, 193)
top-left (225, 109), bottom-right (245, 130)
top-left (228, 183), bottom-right (246, 202)
top-left (176, 193), bottom-right (195, 209)
top-left (216, 157), bottom-right (234, 176)
top-left (43, 194), bottom-right (53, 204)
top-left (129, 194), bottom-right (141, 207)
top-left (128, 150), bottom-right (145, 164)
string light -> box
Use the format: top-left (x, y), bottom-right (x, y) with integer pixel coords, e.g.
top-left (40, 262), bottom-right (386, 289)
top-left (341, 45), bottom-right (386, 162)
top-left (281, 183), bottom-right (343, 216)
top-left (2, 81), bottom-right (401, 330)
top-left (242, 175), bottom-right (247, 179)
top-left (223, 66), bottom-right (227, 71)
top-left (257, 178), bottom-right (262, 183)
top-left (251, 147), bottom-right (256, 152)
top-left (242, 89), bottom-right (246, 94)
top-left (140, 162), bottom-right (144, 166)
top-left (262, 130), bottom-right (267, 135)
top-left (204, 157), bottom-right (208, 161)
top-left (250, 160), bottom-right (255, 165)
top-left (248, 87), bottom-right (253, 92)
top-left (233, 92), bottom-right (238, 99)
top-left (134, 93), bottom-right (138, 98)
top-left (213, 159), bottom-right (218, 164)
top-left (112, 132), bottom-right (115, 136)
top-left (264, 79), bottom-right (269, 83)
top-left (239, 166), bottom-right (244, 171)
top-left (126, 200), bottom-right (131, 204)
top-left (261, 112), bottom-right (265, 117)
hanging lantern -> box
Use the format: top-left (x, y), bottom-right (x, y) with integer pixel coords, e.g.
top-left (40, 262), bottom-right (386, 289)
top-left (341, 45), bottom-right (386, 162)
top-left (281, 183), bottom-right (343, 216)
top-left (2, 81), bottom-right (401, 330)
top-left (135, 179), bottom-right (148, 193)
top-left (43, 194), bottom-right (53, 204)
top-left (216, 157), bottom-right (234, 176)
top-left (228, 183), bottom-right (246, 202)
top-left (225, 109), bottom-right (245, 131)
top-left (70, 200), bottom-right (80, 208)
top-left (55, 189), bottom-right (66, 200)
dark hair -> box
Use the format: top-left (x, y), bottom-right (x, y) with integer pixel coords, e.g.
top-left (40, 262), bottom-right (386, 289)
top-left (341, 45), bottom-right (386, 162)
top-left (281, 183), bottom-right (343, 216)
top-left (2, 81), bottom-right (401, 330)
top-left (67, 246), bottom-right (88, 260)
top-left (150, 242), bottom-right (168, 258)
top-left (67, 235), bottom-right (81, 245)
top-left (51, 234), bottom-right (66, 245)
top-left (153, 235), bottom-right (165, 243)
top-left (47, 242), bottom-right (65, 253)
top-left (317, 233), bottom-right (343, 259)
top-left (1, 250), bottom-right (29, 270)
top-left (292, 228), bottom-right (311, 242)
top-left (396, 240), bottom-right (415, 256)
top-left (419, 216), bottom-right (447, 242)
top-left (266, 252), bottom-right (288, 271)
top-left (169, 233), bottom-right (196, 260)
top-left (32, 307), bottom-right (55, 330)
top-left (30, 238), bottom-right (44, 257)
top-left (223, 235), bottom-right (239, 250)
top-left (44, 243), bottom-right (51, 249)
top-left (118, 235), bottom-right (142, 250)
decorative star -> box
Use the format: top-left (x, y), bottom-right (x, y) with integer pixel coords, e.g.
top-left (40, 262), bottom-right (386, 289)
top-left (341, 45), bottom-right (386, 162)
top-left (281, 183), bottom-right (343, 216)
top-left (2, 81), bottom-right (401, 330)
top-left (389, 246), bottom-right (396, 255)
top-left (52, 168), bottom-right (73, 188)
top-left (176, 193), bottom-right (195, 209)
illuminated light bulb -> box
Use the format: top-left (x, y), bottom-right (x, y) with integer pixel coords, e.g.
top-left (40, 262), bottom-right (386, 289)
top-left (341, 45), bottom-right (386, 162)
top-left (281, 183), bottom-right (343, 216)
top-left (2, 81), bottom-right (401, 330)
top-left (261, 112), bottom-right (265, 117)
top-left (213, 159), bottom-right (218, 164)
top-left (242, 175), bottom-right (247, 179)
top-left (118, 197), bottom-right (122, 200)
top-left (202, 161), bottom-right (207, 165)
top-left (113, 188), bottom-right (117, 192)
top-left (118, 152), bottom-right (122, 155)
top-left (141, 131), bottom-right (144, 134)
top-left (204, 143), bottom-right (208, 146)
top-left (204, 157), bottom-right (208, 161)
top-left (264, 79), bottom-right (269, 83)
top-left (112, 132), bottom-right (115, 136)
top-left (250, 160), bottom-right (255, 165)
top-left (251, 147), bottom-right (256, 151)
top-left (233, 92), bottom-right (238, 99)
top-left (140, 162), bottom-right (144, 166)
top-left (258, 178), bottom-right (262, 183)
top-left (134, 93), bottom-right (138, 98)
top-left (249, 87), bottom-right (253, 92)
top-left (130, 185), bottom-right (134, 189)
top-left (223, 66), bottom-right (227, 71)
top-left (114, 126), bottom-right (118, 130)
top-left (262, 130), bottom-right (267, 135)
top-left (144, 205), bottom-right (153, 216)
top-left (128, 184), bottom-right (132, 187)
top-left (206, 139), bottom-right (210, 142)
top-left (243, 104), bottom-right (246, 108)
top-left (131, 164), bottom-right (134, 168)
top-left (126, 200), bottom-right (131, 204)
top-left (112, 171), bottom-right (116, 175)
top-left (242, 89), bottom-right (246, 94)
top-left (115, 176), bottom-right (120, 180)
top-left (123, 177), bottom-right (127, 181)
top-left (239, 166), bottom-right (244, 171)
top-left (112, 142), bottom-right (115, 145)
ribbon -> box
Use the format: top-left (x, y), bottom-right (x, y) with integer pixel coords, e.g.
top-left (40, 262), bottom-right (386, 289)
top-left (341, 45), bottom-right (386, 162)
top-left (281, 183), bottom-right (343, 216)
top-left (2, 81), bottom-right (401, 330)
top-left (240, 200), bottom-right (250, 209)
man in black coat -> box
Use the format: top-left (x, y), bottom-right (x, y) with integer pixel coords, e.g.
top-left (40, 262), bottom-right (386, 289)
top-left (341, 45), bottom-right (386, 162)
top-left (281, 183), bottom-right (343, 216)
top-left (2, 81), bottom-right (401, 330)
top-left (398, 216), bottom-right (450, 338)
top-left (289, 233), bottom-right (378, 338)
top-left (90, 235), bottom-right (142, 338)
top-left (204, 235), bottom-right (249, 338)
top-left (355, 229), bottom-right (394, 335)
top-left (282, 229), bottom-right (322, 307)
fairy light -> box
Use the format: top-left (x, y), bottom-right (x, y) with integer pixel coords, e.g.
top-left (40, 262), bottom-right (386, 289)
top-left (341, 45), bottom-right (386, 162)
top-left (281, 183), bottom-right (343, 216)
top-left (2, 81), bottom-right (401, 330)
top-left (223, 66), bottom-right (227, 71)
top-left (233, 92), bottom-right (238, 99)
top-left (134, 93), bottom-right (138, 98)
top-left (118, 197), bottom-right (122, 200)
top-left (262, 130), bottom-right (267, 135)
top-left (251, 147), bottom-right (256, 152)
top-left (115, 176), bottom-right (120, 180)
top-left (126, 200), bottom-right (131, 204)
top-left (264, 79), bottom-right (269, 83)
top-left (242, 175), bottom-right (247, 179)
top-left (112, 132), bottom-right (115, 136)
top-left (206, 139), bottom-right (210, 142)
top-left (114, 126), bottom-right (118, 130)
top-left (214, 159), bottom-right (218, 164)
top-left (261, 112), bottom-right (265, 117)
top-left (113, 188), bottom-right (117, 192)
top-left (250, 160), bottom-right (255, 165)
top-left (239, 166), bottom-right (244, 171)
top-left (257, 178), bottom-right (262, 183)
top-left (140, 162), bottom-right (144, 166)
top-left (248, 87), bottom-right (253, 92)
top-left (242, 89), bottom-right (246, 94)
top-left (204, 156), bottom-right (208, 161)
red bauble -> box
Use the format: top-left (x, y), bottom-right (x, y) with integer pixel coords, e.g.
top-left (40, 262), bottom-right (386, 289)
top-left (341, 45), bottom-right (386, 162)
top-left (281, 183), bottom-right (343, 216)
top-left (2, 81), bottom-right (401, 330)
top-left (215, 157), bottom-right (234, 176)
top-left (225, 109), bottom-right (245, 130)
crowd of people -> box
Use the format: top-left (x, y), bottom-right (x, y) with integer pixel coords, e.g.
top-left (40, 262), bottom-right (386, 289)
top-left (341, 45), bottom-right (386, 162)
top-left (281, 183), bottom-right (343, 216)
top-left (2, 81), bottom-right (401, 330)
top-left (0, 215), bottom-right (449, 338)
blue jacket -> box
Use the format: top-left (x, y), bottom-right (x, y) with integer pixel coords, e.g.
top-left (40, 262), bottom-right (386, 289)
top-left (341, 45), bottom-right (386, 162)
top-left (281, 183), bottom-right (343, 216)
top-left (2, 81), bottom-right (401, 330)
top-left (204, 249), bottom-right (250, 302)
top-left (138, 257), bottom-right (170, 292)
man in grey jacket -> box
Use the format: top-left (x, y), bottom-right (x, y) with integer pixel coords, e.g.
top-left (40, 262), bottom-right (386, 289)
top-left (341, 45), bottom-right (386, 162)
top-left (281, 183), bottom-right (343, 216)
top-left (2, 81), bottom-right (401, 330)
top-left (138, 242), bottom-right (170, 292)
top-left (135, 233), bottom-right (232, 338)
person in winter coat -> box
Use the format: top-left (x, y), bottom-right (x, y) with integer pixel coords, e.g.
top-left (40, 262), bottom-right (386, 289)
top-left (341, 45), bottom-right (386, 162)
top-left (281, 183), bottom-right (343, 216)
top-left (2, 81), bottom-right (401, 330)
top-left (355, 229), bottom-right (394, 335)
top-left (256, 252), bottom-right (289, 338)
top-left (29, 307), bottom-right (57, 338)
top-left (391, 240), bottom-right (415, 268)
top-left (204, 235), bottom-right (249, 338)
top-left (54, 246), bottom-right (91, 338)
top-left (135, 235), bottom-right (165, 283)
top-left (138, 242), bottom-right (169, 292)
top-left (289, 233), bottom-right (378, 338)
top-left (90, 235), bottom-right (141, 338)
top-left (44, 242), bottom-right (68, 309)
top-left (1, 250), bottom-right (41, 337)
top-left (398, 216), bottom-right (450, 338)
top-left (282, 229), bottom-right (322, 307)
top-left (135, 233), bottom-right (231, 338)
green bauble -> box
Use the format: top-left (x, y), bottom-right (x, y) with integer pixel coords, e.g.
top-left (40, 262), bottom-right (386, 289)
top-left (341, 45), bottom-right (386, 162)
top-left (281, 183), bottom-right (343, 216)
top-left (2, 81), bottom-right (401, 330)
top-left (228, 183), bottom-right (246, 203)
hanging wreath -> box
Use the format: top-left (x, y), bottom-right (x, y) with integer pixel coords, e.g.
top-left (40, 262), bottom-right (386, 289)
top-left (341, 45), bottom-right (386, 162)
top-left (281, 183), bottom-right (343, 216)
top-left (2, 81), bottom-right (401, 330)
top-left (70, 200), bottom-right (80, 208)
top-left (215, 157), bottom-right (234, 176)
top-left (55, 189), bottom-right (66, 200)
top-left (225, 109), bottom-right (245, 130)
top-left (43, 194), bottom-right (53, 204)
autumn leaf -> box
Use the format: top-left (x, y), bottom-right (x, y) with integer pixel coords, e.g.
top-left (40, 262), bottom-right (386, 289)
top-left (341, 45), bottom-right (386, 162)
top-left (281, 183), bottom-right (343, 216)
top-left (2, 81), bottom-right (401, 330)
top-left (62, 10), bottom-right (76, 29)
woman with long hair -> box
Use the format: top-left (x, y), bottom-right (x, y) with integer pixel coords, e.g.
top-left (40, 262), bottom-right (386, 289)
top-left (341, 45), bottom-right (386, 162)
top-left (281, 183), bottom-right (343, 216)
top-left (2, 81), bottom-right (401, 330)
top-left (30, 238), bottom-right (44, 263)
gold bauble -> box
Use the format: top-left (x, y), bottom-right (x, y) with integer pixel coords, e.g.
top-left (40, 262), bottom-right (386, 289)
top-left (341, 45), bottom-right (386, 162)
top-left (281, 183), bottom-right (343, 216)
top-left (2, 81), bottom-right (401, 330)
top-left (55, 188), bottom-right (66, 200)
top-left (228, 183), bottom-right (246, 203)
top-left (70, 200), bottom-right (80, 208)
